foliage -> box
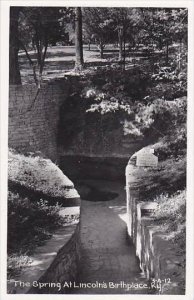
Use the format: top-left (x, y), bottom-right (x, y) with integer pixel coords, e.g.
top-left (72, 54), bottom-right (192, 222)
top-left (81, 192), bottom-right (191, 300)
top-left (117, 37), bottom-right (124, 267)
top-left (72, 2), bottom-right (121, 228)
top-left (7, 254), bottom-right (32, 278)
top-left (83, 8), bottom-right (115, 57)
top-left (82, 65), bottom-right (151, 111)
top-left (81, 32), bottom-right (187, 143)
top-left (83, 7), bottom-right (142, 59)
top-left (152, 190), bottom-right (186, 252)
top-left (18, 7), bottom-right (72, 85)
top-left (124, 96), bottom-right (186, 158)
top-left (84, 65), bottom-right (186, 143)
top-left (8, 192), bottom-right (63, 254)
top-left (131, 156), bottom-right (186, 201)
top-left (140, 8), bottom-right (187, 49)
top-left (153, 190), bottom-right (185, 223)
top-left (86, 91), bottom-right (132, 115)
top-left (10, 7), bottom-right (188, 85)
top-left (153, 125), bottom-right (186, 160)
top-left (130, 96), bottom-right (186, 136)
top-left (7, 191), bottom-right (64, 277)
top-left (7, 149), bottom-right (80, 278)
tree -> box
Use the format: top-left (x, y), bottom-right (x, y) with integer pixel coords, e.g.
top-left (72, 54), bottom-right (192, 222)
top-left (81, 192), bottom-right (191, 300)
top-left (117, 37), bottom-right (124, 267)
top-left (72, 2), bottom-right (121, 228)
top-left (140, 8), bottom-right (187, 65)
top-left (83, 8), bottom-right (115, 59)
top-left (9, 7), bottom-right (21, 85)
top-left (18, 7), bottom-right (67, 87)
top-left (103, 8), bottom-right (141, 63)
top-left (169, 9), bottom-right (187, 71)
top-left (74, 7), bottom-right (84, 71)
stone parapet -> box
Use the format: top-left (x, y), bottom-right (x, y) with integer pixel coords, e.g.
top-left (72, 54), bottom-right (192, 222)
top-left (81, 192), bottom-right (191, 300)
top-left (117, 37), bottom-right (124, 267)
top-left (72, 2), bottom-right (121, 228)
top-left (125, 147), bottom-right (185, 295)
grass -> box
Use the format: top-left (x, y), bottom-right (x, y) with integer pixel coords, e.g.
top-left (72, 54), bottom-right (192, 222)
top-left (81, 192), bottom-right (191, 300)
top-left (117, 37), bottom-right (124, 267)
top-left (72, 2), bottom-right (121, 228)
top-left (152, 190), bottom-right (186, 245)
top-left (7, 149), bottom-right (80, 278)
top-left (151, 190), bottom-right (186, 293)
top-left (7, 191), bottom-right (65, 278)
top-left (8, 149), bottom-right (79, 199)
top-left (128, 155), bottom-right (186, 201)
top-left (18, 45), bottom-right (152, 84)
top-left (7, 254), bottom-right (33, 279)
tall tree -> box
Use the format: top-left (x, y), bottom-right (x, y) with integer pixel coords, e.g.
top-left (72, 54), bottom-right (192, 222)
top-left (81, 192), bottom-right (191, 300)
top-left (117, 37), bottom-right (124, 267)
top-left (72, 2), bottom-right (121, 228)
top-left (140, 8), bottom-right (187, 65)
top-left (101, 8), bottom-right (141, 62)
top-left (83, 8), bottom-right (115, 59)
top-left (9, 7), bottom-right (21, 85)
top-left (18, 7), bottom-right (66, 87)
top-left (75, 7), bottom-right (84, 71)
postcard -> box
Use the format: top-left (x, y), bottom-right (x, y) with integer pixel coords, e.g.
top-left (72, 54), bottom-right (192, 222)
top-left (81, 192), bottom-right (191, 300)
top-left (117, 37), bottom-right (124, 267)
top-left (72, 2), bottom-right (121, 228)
top-left (0, 0), bottom-right (193, 299)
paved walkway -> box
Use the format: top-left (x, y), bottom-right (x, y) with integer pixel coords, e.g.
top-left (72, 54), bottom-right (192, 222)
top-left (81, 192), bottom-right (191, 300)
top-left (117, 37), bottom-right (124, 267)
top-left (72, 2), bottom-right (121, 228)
top-left (72, 180), bottom-right (151, 295)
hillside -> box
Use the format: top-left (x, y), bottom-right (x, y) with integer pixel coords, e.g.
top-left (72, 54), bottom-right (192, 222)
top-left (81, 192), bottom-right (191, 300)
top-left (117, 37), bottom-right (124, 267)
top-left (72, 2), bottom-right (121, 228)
top-left (7, 150), bottom-right (80, 278)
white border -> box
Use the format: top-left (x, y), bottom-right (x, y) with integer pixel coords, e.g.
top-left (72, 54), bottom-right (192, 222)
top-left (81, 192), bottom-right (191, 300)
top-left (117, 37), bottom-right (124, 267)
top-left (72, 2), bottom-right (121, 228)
top-left (0, 1), bottom-right (193, 300)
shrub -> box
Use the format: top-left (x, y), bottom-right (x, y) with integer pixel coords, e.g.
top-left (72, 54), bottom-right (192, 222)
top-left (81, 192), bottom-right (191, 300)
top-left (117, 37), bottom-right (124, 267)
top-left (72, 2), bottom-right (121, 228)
top-left (123, 96), bottom-right (186, 144)
top-left (7, 254), bottom-right (32, 278)
top-left (8, 191), bottom-right (63, 255)
top-left (152, 190), bottom-right (186, 252)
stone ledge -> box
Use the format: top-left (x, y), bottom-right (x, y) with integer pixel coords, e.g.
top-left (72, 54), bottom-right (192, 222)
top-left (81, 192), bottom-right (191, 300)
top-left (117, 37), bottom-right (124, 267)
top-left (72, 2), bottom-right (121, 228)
top-left (27, 223), bottom-right (81, 294)
top-left (140, 219), bottom-right (185, 295)
top-left (7, 207), bottom-right (81, 294)
top-left (125, 147), bottom-right (185, 295)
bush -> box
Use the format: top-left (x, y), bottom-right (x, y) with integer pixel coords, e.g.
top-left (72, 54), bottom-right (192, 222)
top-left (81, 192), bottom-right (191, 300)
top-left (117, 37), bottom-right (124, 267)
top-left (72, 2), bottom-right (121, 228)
top-left (7, 254), bottom-right (32, 278)
top-left (8, 192), bottom-right (63, 255)
top-left (123, 96), bottom-right (186, 144)
top-left (152, 190), bottom-right (186, 253)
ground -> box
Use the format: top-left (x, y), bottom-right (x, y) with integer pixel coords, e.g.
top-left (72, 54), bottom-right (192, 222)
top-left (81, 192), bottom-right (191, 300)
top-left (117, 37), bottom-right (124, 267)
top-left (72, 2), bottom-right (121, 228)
top-left (18, 45), bottom-right (144, 83)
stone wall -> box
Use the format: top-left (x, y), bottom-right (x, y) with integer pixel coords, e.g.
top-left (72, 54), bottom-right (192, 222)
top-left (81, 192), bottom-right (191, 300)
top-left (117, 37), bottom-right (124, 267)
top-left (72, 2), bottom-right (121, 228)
top-left (9, 78), bottom-right (73, 161)
top-left (60, 155), bottom-right (129, 181)
top-left (125, 148), bottom-right (185, 295)
top-left (9, 75), bottom-right (144, 164)
top-left (58, 95), bottom-right (143, 158)
top-left (139, 213), bottom-right (185, 295)
top-left (27, 223), bottom-right (81, 294)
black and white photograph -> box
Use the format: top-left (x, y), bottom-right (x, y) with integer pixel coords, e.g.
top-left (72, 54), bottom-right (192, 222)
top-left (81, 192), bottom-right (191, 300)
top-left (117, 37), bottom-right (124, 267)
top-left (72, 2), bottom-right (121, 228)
top-left (0, 0), bottom-right (193, 299)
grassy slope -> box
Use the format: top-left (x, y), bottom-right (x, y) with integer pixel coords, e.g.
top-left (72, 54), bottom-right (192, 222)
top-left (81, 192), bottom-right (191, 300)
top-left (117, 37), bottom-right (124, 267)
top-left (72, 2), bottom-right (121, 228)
top-left (8, 149), bottom-right (80, 278)
top-left (8, 149), bottom-right (79, 198)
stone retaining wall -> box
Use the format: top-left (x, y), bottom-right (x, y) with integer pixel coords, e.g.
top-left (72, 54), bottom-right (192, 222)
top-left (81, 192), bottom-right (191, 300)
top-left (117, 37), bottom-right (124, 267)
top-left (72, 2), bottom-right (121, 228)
top-left (9, 78), bottom-right (74, 161)
top-left (9, 77), bottom-right (143, 163)
top-left (27, 222), bottom-right (81, 294)
top-left (126, 148), bottom-right (185, 295)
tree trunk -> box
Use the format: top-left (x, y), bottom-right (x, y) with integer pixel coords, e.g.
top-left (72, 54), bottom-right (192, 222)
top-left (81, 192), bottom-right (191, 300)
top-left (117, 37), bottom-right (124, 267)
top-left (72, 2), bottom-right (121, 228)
top-left (166, 40), bottom-right (169, 65)
top-left (118, 26), bottom-right (124, 61)
top-left (88, 41), bottom-right (91, 51)
top-left (178, 38), bottom-right (182, 71)
top-left (99, 41), bottom-right (104, 59)
top-left (9, 7), bottom-right (21, 85)
top-left (75, 7), bottom-right (84, 71)
top-left (123, 25), bottom-right (126, 70)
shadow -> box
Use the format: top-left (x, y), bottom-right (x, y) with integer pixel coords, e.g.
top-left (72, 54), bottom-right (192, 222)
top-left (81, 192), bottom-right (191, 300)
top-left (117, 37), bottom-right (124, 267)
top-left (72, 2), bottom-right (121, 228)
top-left (8, 180), bottom-right (80, 207)
top-left (46, 52), bottom-right (75, 58)
top-left (86, 49), bottom-right (119, 53)
top-left (76, 181), bottom-right (118, 202)
top-left (84, 60), bottom-right (118, 68)
top-left (19, 51), bottom-right (75, 60)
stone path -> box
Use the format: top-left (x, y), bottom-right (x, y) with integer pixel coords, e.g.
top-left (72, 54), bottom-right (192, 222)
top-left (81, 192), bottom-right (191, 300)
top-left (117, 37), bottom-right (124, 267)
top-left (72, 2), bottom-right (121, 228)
top-left (72, 180), bottom-right (152, 295)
